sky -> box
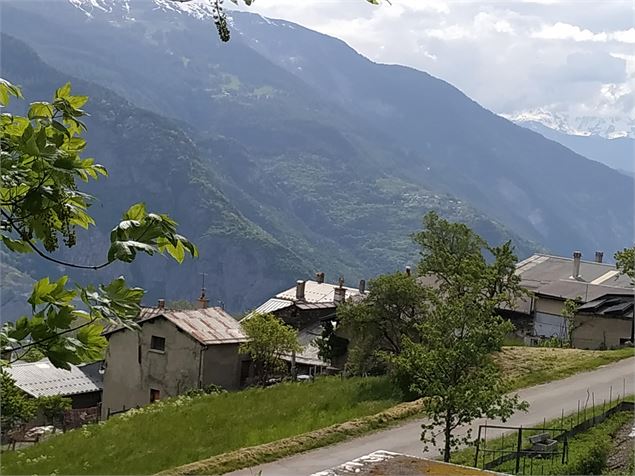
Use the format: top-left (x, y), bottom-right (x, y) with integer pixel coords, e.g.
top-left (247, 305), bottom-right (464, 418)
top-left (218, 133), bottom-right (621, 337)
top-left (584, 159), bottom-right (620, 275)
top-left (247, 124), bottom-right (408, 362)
top-left (233, 0), bottom-right (635, 134)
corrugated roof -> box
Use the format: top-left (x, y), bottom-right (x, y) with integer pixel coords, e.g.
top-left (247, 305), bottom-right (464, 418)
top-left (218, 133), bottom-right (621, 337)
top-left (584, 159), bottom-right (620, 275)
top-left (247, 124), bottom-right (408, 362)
top-left (106, 307), bottom-right (247, 345)
top-left (252, 298), bottom-right (294, 315)
top-left (516, 254), bottom-right (632, 291)
top-left (280, 320), bottom-right (330, 367)
top-left (5, 359), bottom-right (102, 398)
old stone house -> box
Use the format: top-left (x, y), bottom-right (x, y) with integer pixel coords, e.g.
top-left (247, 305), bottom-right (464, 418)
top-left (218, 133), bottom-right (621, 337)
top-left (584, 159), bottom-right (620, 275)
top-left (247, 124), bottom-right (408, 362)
top-left (245, 273), bottom-right (366, 373)
top-left (101, 303), bottom-right (247, 419)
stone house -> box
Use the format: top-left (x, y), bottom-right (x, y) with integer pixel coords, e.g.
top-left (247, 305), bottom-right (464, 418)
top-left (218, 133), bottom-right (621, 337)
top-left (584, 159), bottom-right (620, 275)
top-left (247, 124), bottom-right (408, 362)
top-left (101, 303), bottom-right (247, 419)
top-left (245, 273), bottom-right (366, 373)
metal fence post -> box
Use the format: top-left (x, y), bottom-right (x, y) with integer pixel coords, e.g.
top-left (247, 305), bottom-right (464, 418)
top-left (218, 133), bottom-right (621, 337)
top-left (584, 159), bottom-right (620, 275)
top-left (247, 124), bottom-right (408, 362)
top-left (474, 425), bottom-right (482, 468)
top-left (577, 400), bottom-right (580, 426)
top-left (515, 427), bottom-right (523, 475)
top-left (592, 392), bottom-right (595, 424)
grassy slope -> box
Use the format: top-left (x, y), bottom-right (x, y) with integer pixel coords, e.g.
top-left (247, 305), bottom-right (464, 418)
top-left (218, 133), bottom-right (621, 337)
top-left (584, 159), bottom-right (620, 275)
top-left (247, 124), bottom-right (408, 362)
top-left (2, 347), bottom-right (633, 475)
top-left (1, 377), bottom-right (401, 475)
top-left (497, 347), bottom-right (635, 389)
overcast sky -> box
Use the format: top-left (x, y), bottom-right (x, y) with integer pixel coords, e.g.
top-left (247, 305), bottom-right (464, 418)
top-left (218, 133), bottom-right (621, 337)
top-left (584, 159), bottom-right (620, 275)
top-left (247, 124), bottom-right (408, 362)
top-left (234, 0), bottom-right (634, 128)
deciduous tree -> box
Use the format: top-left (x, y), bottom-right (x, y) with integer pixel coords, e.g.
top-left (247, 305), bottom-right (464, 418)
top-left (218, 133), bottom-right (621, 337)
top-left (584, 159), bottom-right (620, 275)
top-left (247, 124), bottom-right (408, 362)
top-left (239, 313), bottom-right (300, 385)
top-left (615, 246), bottom-right (635, 281)
top-left (389, 212), bottom-right (528, 462)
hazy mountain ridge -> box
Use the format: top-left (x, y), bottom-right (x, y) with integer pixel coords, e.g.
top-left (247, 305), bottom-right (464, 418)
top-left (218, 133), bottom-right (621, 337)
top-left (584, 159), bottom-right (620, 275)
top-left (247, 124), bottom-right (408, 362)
top-left (1, 0), bottom-right (633, 316)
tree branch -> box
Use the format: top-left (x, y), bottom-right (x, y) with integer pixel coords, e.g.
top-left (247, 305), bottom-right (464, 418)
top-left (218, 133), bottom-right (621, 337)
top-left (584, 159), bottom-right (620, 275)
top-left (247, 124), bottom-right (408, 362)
top-left (1, 210), bottom-right (111, 270)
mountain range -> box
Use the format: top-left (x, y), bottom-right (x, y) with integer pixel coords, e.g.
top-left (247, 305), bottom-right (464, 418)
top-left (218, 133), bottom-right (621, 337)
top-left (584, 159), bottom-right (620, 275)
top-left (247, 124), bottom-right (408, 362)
top-left (1, 0), bottom-right (633, 315)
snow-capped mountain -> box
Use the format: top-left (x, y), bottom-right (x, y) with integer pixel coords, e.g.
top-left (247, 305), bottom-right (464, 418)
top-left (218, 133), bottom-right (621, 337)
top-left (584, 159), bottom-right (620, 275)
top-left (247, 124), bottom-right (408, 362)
top-left (503, 108), bottom-right (634, 139)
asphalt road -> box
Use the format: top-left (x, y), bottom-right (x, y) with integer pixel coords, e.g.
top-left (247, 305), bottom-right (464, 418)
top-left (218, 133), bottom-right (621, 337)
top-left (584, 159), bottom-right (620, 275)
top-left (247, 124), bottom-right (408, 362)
top-left (229, 357), bottom-right (635, 476)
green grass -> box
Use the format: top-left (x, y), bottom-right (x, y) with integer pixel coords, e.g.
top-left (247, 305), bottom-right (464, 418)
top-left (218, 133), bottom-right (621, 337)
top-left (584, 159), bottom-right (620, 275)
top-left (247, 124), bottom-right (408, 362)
top-left (1, 377), bottom-right (401, 475)
top-left (498, 346), bottom-right (634, 390)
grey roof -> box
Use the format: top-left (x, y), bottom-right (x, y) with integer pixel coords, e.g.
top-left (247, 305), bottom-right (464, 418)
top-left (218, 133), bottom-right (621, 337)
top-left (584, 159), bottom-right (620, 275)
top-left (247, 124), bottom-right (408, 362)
top-left (5, 359), bottom-right (102, 398)
top-left (516, 254), bottom-right (632, 291)
top-left (106, 307), bottom-right (247, 345)
top-left (578, 295), bottom-right (634, 318)
top-left (280, 320), bottom-right (330, 367)
top-left (252, 298), bottom-right (294, 315)
top-left (534, 280), bottom-right (633, 302)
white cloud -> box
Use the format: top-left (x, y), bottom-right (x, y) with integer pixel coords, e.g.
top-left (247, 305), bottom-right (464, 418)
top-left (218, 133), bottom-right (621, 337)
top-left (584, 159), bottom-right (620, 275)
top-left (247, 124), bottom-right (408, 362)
top-left (232, 0), bottom-right (634, 129)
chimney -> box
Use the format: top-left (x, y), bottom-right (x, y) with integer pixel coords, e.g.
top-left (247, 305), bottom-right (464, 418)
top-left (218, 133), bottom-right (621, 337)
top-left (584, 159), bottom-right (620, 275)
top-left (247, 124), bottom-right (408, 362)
top-left (405, 266), bottom-right (411, 277)
top-left (157, 299), bottom-right (165, 310)
top-left (358, 279), bottom-right (366, 294)
top-left (572, 251), bottom-right (582, 279)
top-left (315, 272), bottom-right (325, 284)
top-left (594, 251), bottom-right (604, 263)
top-left (197, 290), bottom-right (209, 309)
top-left (296, 280), bottom-right (306, 301)
top-left (334, 286), bottom-right (347, 304)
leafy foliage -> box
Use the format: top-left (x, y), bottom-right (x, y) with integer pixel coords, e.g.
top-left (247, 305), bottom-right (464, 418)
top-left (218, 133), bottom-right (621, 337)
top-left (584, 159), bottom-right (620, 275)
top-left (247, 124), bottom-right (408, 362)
top-left (562, 297), bottom-right (581, 348)
top-left (37, 394), bottom-right (72, 429)
top-left (0, 371), bottom-right (36, 436)
top-left (0, 79), bottom-right (197, 369)
top-left (615, 246), bottom-right (635, 281)
top-left (388, 212), bottom-right (528, 462)
top-left (336, 272), bottom-right (427, 375)
top-left (239, 313), bottom-right (300, 385)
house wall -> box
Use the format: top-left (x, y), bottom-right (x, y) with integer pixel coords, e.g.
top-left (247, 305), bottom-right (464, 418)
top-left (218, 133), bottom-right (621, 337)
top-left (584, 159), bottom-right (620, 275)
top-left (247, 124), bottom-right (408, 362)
top-left (101, 317), bottom-right (202, 419)
top-left (573, 315), bottom-right (632, 349)
top-left (533, 295), bottom-right (632, 349)
top-left (202, 344), bottom-right (243, 391)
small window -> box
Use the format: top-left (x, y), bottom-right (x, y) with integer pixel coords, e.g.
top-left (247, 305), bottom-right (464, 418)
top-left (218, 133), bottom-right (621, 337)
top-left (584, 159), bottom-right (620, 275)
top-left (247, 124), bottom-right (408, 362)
top-left (150, 388), bottom-right (160, 403)
top-left (150, 335), bottom-right (165, 352)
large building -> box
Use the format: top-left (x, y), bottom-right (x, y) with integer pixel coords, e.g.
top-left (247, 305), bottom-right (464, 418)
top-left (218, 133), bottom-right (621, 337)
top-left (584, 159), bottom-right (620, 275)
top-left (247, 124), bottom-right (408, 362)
top-left (514, 252), bottom-right (633, 349)
top-left (101, 303), bottom-right (247, 419)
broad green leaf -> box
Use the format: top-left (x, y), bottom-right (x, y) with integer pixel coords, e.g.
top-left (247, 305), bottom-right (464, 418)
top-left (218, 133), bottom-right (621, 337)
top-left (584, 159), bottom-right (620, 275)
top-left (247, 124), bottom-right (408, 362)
top-left (1, 236), bottom-right (32, 253)
top-left (28, 278), bottom-right (57, 306)
top-left (28, 102), bottom-right (54, 120)
top-left (55, 82), bottom-right (72, 99)
top-left (124, 202), bottom-right (147, 221)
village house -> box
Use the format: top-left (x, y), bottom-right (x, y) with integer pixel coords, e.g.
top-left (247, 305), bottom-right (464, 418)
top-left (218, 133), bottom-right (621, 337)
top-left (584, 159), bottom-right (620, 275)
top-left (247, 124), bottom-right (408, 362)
top-left (512, 252), bottom-right (633, 349)
top-left (245, 273), bottom-right (366, 373)
top-left (100, 297), bottom-right (247, 419)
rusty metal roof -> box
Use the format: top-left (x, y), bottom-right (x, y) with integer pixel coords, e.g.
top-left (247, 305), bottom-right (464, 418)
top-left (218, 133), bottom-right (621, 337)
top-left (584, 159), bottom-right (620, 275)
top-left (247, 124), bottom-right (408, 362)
top-left (106, 307), bottom-right (246, 345)
top-left (5, 359), bottom-right (102, 398)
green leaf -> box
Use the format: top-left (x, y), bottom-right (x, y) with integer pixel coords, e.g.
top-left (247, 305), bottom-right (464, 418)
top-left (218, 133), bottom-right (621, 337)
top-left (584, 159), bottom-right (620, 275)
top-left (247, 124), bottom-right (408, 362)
top-left (124, 202), bottom-right (147, 221)
top-left (28, 278), bottom-right (57, 307)
top-left (55, 82), bottom-right (72, 99)
top-left (1, 236), bottom-right (32, 253)
top-left (27, 102), bottom-right (54, 120)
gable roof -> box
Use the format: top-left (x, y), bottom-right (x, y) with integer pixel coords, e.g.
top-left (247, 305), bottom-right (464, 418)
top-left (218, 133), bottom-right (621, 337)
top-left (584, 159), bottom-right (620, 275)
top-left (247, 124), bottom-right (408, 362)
top-left (105, 307), bottom-right (247, 345)
top-left (5, 359), bottom-right (102, 398)
top-left (516, 254), bottom-right (632, 291)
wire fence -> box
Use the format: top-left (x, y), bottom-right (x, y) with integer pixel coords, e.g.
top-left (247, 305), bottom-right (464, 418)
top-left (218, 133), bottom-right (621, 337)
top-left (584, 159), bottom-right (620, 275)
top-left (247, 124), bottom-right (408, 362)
top-left (474, 388), bottom-right (633, 475)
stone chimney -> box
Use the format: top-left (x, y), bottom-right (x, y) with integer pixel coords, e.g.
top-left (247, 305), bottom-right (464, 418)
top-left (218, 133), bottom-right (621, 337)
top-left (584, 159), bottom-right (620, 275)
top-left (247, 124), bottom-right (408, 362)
top-left (197, 290), bottom-right (209, 309)
top-left (157, 299), bottom-right (165, 310)
top-left (334, 286), bottom-right (347, 304)
top-left (315, 272), bottom-right (325, 284)
top-left (405, 266), bottom-right (411, 277)
top-left (572, 251), bottom-right (582, 279)
top-left (358, 279), bottom-right (366, 294)
top-left (595, 251), bottom-right (604, 263)
top-left (296, 280), bottom-right (306, 301)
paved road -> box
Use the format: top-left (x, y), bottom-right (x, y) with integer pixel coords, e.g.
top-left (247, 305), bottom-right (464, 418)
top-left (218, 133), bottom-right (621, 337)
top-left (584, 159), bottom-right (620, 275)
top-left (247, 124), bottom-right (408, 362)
top-left (229, 357), bottom-right (635, 476)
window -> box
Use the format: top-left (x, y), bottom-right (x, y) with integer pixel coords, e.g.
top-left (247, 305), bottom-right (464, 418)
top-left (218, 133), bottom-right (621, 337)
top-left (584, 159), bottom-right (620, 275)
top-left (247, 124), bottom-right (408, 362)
top-left (150, 388), bottom-right (160, 403)
top-left (150, 335), bottom-right (165, 352)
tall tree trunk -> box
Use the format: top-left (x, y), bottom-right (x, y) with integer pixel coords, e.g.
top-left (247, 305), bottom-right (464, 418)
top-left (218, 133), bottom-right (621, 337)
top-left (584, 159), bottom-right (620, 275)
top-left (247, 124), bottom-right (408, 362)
top-left (443, 409), bottom-right (452, 462)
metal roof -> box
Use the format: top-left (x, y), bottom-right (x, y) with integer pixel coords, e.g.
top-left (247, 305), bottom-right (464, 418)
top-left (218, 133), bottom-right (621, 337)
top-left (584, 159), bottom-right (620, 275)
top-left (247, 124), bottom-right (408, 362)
top-left (252, 298), bottom-right (294, 315)
top-left (516, 254), bottom-right (632, 291)
top-left (5, 359), bottom-right (102, 398)
top-left (106, 307), bottom-right (247, 345)
top-left (534, 280), bottom-right (633, 303)
top-left (578, 295), bottom-right (634, 318)
top-left (276, 280), bottom-right (363, 303)
top-left (280, 320), bottom-right (330, 367)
